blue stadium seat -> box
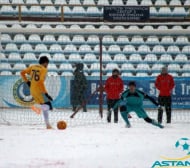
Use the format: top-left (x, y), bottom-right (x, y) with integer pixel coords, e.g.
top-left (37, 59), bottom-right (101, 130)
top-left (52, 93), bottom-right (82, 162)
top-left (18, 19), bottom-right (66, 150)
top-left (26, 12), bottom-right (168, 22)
top-left (183, 64), bottom-right (190, 72)
top-left (35, 44), bottom-right (48, 53)
top-left (29, 34), bottom-right (41, 43)
top-left (175, 36), bottom-right (189, 45)
top-left (170, 0), bottom-right (181, 5)
top-left (83, 0), bottom-right (95, 5)
top-left (126, 0), bottom-right (138, 5)
top-left (29, 6), bottom-right (43, 16)
top-left (152, 45), bottom-right (166, 54)
top-left (87, 35), bottom-right (99, 45)
top-left (123, 45), bottom-right (136, 54)
top-left (131, 36), bottom-right (144, 45)
top-left (8, 53), bottom-right (21, 62)
top-left (72, 35), bottom-right (85, 44)
top-left (5, 43), bottom-right (18, 52)
top-left (146, 36), bottom-right (159, 45)
top-left (0, 6), bottom-right (16, 16)
top-left (1, 34), bottom-right (12, 43)
top-left (20, 44), bottom-right (33, 52)
top-left (83, 53), bottom-right (97, 63)
top-left (108, 45), bottom-right (121, 54)
top-left (64, 44), bottom-right (77, 53)
top-left (90, 63), bottom-right (101, 72)
top-left (136, 73), bottom-right (149, 77)
top-left (0, 71), bottom-right (12, 75)
top-left (97, 0), bottom-right (109, 5)
top-left (121, 72), bottom-right (133, 77)
top-left (167, 45), bottom-right (180, 54)
top-left (54, 0), bottom-right (67, 4)
top-left (161, 36), bottom-right (174, 45)
top-left (48, 64), bottom-right (58, 71)
top-left (160, 54), bottom-right (173, 63)
top-left (136, 63), bottom-right (150, 72)
top-left (102, 35), bottom-right (115, 45)
top-left (116, 36), bottom-right (129, 45)
top-left (141, 0), bottom-right (152, 5)
top-left (155, 0), bottom-right (167, 5)
top-left (0, 53), bottom-right (7, 62)
top-left (138, 45), bottom-right (151, 54)
top-left (25, 0), bottom-right (39, 4)
top-left (69, 0), bottom-right (81, 5)
top-left (23, 53), bottom-right (37, 62)
top-left (144, 54), bottom-right (158, 63)
top-left (168, 64), bottom-right (181, 72)
top-left (43, 6), bottom-right (59, 16)
top-left (14, 34), bottom-right (26, 43)
top-left (13, 63), bottom-right (26, 71)
top-left (121, 63), bottom-right (135, 72)
top-left (112, 0), bottom-right (123, 5)
top-left (113, 54), bottom-right (127, 63)
top-left (52, 53), bottom-right (66, 63)
top-left (72, 7), bottom-right (86, 16)
top-left (47, 72), bottom-right (58, 76)
top-left (79, 44), bottom-right (92, 54)
top-left (129, 54), bottom-right (142, 62)
top-left (102, 54), bottom-right (112, 62)
top-left (172, 7), bottom-right (187, 17)
top-left (175, 54), bottom-right (188, 62)
top-left (0, 63), bottom-right (12, 71)
top-left (58, 35), bottom-right (71, 44)
top-left (43, 35), bottom-right (56, 44)
top-left (185, 0), bottom-right (190, 5)
top-left (158, 7), bottom-right (172, 17)
top-left (49, 44), bottom-right (62, 53)
top-left (69, 53), bottom-right (82, 62)
top-left (182, 45), bottom-right (190, 55)
top-left (152, 64), bottom-right (164, 72)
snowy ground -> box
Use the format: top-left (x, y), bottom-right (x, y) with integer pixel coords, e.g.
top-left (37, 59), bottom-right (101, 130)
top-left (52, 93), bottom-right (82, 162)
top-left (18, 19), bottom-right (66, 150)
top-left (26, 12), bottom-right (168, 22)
top-left (0, 110), bottom-right (190, 168)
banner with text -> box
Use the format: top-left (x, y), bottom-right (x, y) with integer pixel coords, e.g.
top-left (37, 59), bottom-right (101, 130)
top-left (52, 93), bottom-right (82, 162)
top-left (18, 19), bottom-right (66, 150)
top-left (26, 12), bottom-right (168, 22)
top-left (104, 6), bottom-right (150, 22)
top-left (0, 76), bottom-right (190, 109)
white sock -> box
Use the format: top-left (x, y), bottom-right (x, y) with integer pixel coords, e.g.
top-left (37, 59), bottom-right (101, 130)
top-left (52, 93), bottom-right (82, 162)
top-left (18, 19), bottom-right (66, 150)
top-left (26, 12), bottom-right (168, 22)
top-left (41, 104), bottom-right (50, 126)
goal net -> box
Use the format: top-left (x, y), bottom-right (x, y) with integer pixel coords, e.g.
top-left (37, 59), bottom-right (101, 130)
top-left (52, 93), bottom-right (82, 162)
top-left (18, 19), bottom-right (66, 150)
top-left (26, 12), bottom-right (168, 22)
top-left (0, 24), bottom-right (190, 127)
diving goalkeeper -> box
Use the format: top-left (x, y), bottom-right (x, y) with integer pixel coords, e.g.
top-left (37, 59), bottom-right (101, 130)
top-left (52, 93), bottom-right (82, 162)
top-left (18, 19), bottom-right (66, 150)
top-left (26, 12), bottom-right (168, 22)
top-left (20, 56), bottom-right (53, 129)
top-left (116, 81), bottom-right (164, 128)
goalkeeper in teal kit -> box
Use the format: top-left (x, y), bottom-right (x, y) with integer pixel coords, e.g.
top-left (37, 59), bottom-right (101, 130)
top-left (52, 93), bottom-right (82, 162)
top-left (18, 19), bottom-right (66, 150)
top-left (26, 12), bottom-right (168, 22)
top-left (117, 81), bottom-right (164, 128)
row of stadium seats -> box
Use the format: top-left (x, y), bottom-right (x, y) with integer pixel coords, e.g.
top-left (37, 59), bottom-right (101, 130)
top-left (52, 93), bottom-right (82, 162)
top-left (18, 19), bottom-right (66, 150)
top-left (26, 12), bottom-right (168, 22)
top-left (1, 62), bottom-right (190, 72)
top-left (1, 53), bottom-right (189, 63)
top-left (1, 0), bottom-right (190, 6)
top-left (1, 43), bottom-right (190, 55)
top-left (0, 6), bottom-right (189, 17)
top-left (2, 70), bottom-right (190, 77)
top-left (2, 34), bottom-right (190, 46)
top-left (1, 23), bottom-right (189, 30)
top-left (1, 70), bottom-right (190, 77)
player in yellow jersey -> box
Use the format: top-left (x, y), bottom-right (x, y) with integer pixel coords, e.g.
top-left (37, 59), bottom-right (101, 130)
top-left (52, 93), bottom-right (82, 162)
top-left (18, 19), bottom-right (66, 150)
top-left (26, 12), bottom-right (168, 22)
top-left (20, 56), bottom-right (53, 129)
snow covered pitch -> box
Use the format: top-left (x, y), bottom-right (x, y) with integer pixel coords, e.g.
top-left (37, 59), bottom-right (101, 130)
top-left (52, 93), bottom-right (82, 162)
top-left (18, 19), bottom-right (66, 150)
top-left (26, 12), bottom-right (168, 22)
top-left (0, 109), bottom-right (190, 168)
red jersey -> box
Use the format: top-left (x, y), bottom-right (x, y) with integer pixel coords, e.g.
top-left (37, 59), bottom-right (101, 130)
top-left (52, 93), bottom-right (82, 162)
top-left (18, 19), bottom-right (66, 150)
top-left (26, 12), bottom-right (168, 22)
top-left (105, 76), bottom-right (124, 99)
top-left (155, 74), bottom-right (175, 96)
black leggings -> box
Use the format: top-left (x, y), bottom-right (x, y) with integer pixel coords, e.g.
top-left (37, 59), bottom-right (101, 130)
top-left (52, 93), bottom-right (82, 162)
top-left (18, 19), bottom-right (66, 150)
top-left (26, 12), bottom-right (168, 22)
top-left (144, 117), bottom-right (153, 123)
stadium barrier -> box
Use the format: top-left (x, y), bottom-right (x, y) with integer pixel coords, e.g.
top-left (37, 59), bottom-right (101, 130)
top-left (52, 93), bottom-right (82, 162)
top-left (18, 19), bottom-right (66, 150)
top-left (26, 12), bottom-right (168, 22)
top-left (1, 76), bottom-right (190, 109)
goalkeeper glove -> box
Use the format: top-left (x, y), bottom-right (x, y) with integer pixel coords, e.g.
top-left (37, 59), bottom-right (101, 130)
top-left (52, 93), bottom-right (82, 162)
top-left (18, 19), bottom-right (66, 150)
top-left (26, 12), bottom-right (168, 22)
top-left (45, 93), bottom-right (53, 101)
top-left (26, 81), bottom-right (31, 87)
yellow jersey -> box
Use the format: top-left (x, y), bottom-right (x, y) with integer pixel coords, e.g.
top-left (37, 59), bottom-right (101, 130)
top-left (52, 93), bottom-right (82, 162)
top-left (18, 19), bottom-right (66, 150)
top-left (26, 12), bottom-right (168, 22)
top-left (20, 64), bottom-right (48, 104)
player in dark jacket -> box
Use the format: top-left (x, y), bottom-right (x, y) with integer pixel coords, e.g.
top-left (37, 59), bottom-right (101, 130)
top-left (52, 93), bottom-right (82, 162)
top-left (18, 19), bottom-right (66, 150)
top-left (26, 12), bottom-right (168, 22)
top-left (105, 69), bottom-right (124, 123)
top-left (115, 81), bottom-right (164, 128)
top-left (71, 63), bottom-right (87, 112)
top-left (155, 67), bottom-right (175, 124)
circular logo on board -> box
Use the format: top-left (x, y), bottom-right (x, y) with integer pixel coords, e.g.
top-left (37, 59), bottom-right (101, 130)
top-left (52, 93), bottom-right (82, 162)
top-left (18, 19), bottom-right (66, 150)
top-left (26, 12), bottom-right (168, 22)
top-left (13, 79), bottom-right (35, 106)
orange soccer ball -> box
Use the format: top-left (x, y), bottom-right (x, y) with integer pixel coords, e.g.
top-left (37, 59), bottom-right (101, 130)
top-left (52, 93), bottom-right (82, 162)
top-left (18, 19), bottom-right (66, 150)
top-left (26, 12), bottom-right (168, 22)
top-left (57, 120), bottom-right (67, 130)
